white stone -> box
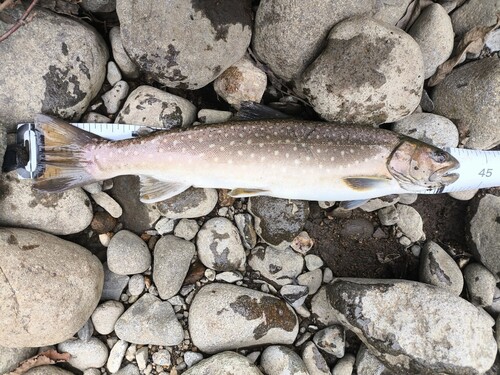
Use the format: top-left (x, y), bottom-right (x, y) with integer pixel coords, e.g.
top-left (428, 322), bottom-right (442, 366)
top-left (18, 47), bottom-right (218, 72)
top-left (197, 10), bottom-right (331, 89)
top-left (92, 191), bottom-right (123, 218)
top-left (198, 109), bottom-right (232, 124)
top-left (102, 81), bottom-right (129, 114)
top-left (91, 300), bottom-right (125, 335)
top-left (107, 340), bottom-right (128, 373)
top-left (135, 347), bottom-right (149, 370)
top-left (107, 61), bottom-right (123, 86)
top-left (57, 337), bottom-right (109, 370)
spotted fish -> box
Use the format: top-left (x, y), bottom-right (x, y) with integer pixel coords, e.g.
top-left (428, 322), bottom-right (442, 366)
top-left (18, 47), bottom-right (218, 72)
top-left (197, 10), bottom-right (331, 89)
top-left (32, 114), bottom-right (459, 207)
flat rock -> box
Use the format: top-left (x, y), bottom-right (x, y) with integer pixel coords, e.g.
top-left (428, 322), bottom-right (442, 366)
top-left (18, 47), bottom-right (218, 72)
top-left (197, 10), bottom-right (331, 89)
top-left (183, 351), bottom-right (263, 375)
top-left (0, 172), bottom-right (92, 235)
top-left (153, 235), bottom-right (196, 300)
top-left (115, 293), bottom-right (183, 346)
top-left (325, 278), bottom-right (497, 374)
top-left (463, 263), bottom-right (497, 307)
top-left (0, 6), bottom-right (107, 130)
top-left (116, 0), bottom-right (252, 89)
top-left (248, 246), bottom-right (303, 286)
top-left (57, 337), bottom-right (109, 370)
top-left (155, 187), bottom-right (218, 219)
top-left (432, 57), bottom-right (500, 150)
top-left (260, 345), bottom-right (308, 375)
top-left (451, 0), bottom-right (500, 37)
top-left (0, 346), bottom-right (37, 374)
top-left (107, 230), bottom-right (151, 275)
top-left (248, 196), bottom-right (309, 250)
top-left (0, 228), bottom-right (103, 347)
top-left (115, 85), bottom-right (196, 129)
top-left (300, 16), bottom-right (423, 126)
top-left (189, 283), bottom-right (298, 353)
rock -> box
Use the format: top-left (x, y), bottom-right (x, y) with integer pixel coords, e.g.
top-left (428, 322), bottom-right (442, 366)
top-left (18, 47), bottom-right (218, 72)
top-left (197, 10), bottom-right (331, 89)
top-left (78, 319), bottom-right (94, 342)
top-left (174, 219), bottom-right (200, 240)
top-left (183, 351), bottom-right (263, 375)
top-left (248, 246), bottom-right (304, 286)
top-left (196, 217), bottom-right (246, 272)
top-left (234, 213), bottom-right (258, 250)
top-left (116, 0), bottom-right (252, 89)
top-left (302, 342), bottom-right (330, 375)
top-left (451, 0), bottom-right (500, 37)
top-left (0, 173), bottom-right (92, 235)
top-left (102, 263), bottom-right (130, 301)
top-left (107, 230), bottom-right (151, 275)
top-left (57, 337), bottom-right (109, 370)
top-left (377, 206), bottom-right (398, 226)
top-left (392, 113), bottom-right (459, 148)
top-left (323, 268), bottom-right (334, 284)
top-left (213, 57), bottom-right (267, 109)
top-left (107, 339), bottom-right (128, 374)
top-left (313, 325), bottom-right (345, 358)
top-left (152, 349), bottom-right (171, 366)
top-left (419, 241), bottom-right (464, 295)
top-left (290, 231), bottom-right (314, 254)
top-left (154, 217), bottom-right (175, 235)
top-left (325, 278), bottom-right (497, 374)
top-left (432, 57), bottom-right (500, 150)
top-left (198, 109), bottom-right (233, 124)
top-left (153, 235), bottom-right (196, 300)
top-left (83, 112), bottom-right (111, 124)
top-left (297, 269), bottom-right (323, 295)
top-left (114, 364), bottom-right (139, 375)
top-left (359, 195), bottom-right (400, 212)
top-left (107, 61), bottom-right (122, 86)
top-left (24, 367), bottom-right (74, 375)
top-left (304, 255), bottom-right (323, 271)
top-left (0, 346), bottom-right (38, 374)
top-left (115, 86), bottom-right (196, 129)
top-left (332, 353), bottom-right (356, 375)
top-left (91, 300), bottom-right (125, 335)
top-left (128, 275), bottom-right (145, 296)
top-left (463, 263), bottom-right (497, 307)
top-left (468, 194), bottom-right (500, 278)
top-left (91, 191), bottom-right (123, 218)
top-left (299, 16), bottom-right (423, 126)
top-left (184, 351), bottom-right (204, 368)
top-left (189, 283), bottom-right (298, 353)
top-left (395, 204), bottom-right (424, 242)
top-left (310, 287), bottom-right (341, 326)
top-left (248, 197), bottom-right (309, 250)
top-left (0, 6), bottom-right (108, 130)
top-left (280, 285), bottom-right (309, 308)
top-left (448, 189), bottom-right (478, 201)
top-left (216, 271), bottom-right (243, 283)
top-left (155, 187), bottom-right (218, 219)
top-left (109, 27), bottom-right (140, 79)
top-left (355, 345), bottom-right (390, 375)
top-left (135, 347), bottom-right (148, 370)
top-left (102, 81), bottom-right (129, 114)
top-left (398, 193), bottom-right (418, 205)
top-left (260, 345), bottom-right (309, 375)
top-left (81, 0), bottom-right (116, 13)
top-left (407, 4), bottom-right (454, 79)
top-left (114, 293), bottom-right (183, 346)
top-left (0, 228), bottom-right (103, 347)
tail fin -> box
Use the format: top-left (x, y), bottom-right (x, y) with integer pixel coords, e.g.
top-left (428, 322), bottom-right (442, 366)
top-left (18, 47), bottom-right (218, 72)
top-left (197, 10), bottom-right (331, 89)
top-left (33, 114), bottom-right (103, 192)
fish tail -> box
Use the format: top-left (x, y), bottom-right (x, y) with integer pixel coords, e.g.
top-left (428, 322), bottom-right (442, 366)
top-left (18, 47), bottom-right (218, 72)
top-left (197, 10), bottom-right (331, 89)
top-left (33, 114), bottom-right (102, 192)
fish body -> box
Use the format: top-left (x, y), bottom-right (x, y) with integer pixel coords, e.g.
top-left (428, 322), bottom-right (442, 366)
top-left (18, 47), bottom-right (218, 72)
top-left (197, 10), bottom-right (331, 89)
top-left (34, 115), bottom-right (459, 204)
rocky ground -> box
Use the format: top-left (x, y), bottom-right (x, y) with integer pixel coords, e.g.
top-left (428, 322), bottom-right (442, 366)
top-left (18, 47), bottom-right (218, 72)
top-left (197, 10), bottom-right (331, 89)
top-left (0, 0), bottom-right (500, 374)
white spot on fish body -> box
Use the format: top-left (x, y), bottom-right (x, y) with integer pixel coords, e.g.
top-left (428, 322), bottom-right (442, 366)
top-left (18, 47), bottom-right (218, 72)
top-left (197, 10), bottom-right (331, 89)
top-left (350, 149), bottom-right (354, 154)
top-left (199, 138), bottom-right (204, 143)
top-left (285, 153), bottom-right (290, 158)
top-left (214, 157), bottom-right (219, 162)
top-left (341, 151), bottom-right (345, 156)
top-left (274, 151), bottom-right (279, 156)
top-left (259, 143), bottom-right (264, 148)
top-left (133, 151), bottom-right (139, 156)
top-left (220, 146), bottom-right (225, 151)
top-left (317, 149), bottom-right (321, 153)
top-left (293, 146), bottom-right (298, 151)
top-left (306, 156), bottom-right (311, 161)
top-left (294, 159), bottom-right (300, 165)
top-left (209, 144), bottom-right (215, 148)
top-left (230, 141), bottom-right (235, 146)
top-left (247, 139), bottom-right (252, 145)
top-left (237, 151), bottom-right (243, 156)
top-left (330, 156), bottom-right (335, 161)
top-left (250, 153), bottom-right (255, 158)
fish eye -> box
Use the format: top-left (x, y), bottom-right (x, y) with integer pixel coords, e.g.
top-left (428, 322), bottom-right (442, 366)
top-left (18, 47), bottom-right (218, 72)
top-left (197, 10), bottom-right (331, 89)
top-left (431, 150), bottom-right (448, 163)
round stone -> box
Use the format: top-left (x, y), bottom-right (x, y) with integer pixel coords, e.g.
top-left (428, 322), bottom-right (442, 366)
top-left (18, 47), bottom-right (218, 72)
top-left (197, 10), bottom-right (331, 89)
top-left (128, 274), bottom-right (145, 296)
top-left (463, 263), bottom-right (497, 307)
top-left (395, 204), bottom-right (424, 242)
top-left (107, 230), bottom-right (151, 275)
top-left (260, 345), bottom-right (308, 375)
top-left (304, 255), bottom-right (323, 271)
top-left (174, 219), bottom-right (200, 241)
top-left (57, 337), bottom-right (109, 370)
top-left (91, 300), bottom-right (125, 335)
top-left (155, 188), bottom-right (218, 219)
top-left (183, 351), bottom-right (263, 375)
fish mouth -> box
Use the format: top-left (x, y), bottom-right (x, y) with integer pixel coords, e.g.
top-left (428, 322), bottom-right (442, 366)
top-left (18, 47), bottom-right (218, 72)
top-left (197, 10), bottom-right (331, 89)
top-left (429, 164), bottom-right (460, 184)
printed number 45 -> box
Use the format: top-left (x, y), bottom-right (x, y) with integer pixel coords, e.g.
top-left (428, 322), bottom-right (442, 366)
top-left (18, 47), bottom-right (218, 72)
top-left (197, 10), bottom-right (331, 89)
top-left (479, 168), bottom-right (493, 177)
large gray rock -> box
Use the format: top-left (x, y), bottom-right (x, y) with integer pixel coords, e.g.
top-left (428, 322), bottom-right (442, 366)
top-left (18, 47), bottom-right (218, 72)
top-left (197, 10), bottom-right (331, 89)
top-left (432, 57), bottom-right (500, 150)
top-left (325, 278), bottom-right (497, 374)
top-left (0, 228), bottom-right (103, 347)
top-left (451, 0), bottom-right (500, 37)
top-left (0, 172), bottom-right (93, 235)
top-left (116, 0), bottom-right (252, 89)
top-left (0, 6), bottom-right (108, 130)
top-left (183, 351), bottom-right (263, 375)
top-left (155, 187), bottom-right (218, 219)
top-left (0, 346), bottom-right (37, 374)
top-left (300, 16), bottom-right (424, 126)
top-left (189, 283), bottom-right (298, 353)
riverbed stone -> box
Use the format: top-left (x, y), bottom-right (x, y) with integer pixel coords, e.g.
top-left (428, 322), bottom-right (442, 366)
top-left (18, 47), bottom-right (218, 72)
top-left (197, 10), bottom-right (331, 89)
top-left (189, 283), bottom-right (298, 353)
top-left (260, 345), bottom-right (308, 375)
top-left (302, 342), bottom-right (330, 375)
top-left (91, 300), bottom-right (125, 335)
top-left (313, 325), bottom-right (345, 358)
top-left (155, 187), bottom-right (218, 219)
top-left (355, 345), bottom-right (389, 375)
top-left (249, 245), bottom-right (303, 286)
top-left (395, 204), bottom-right (424, 242)
top-left (463, 263), bottom-right (497, 307)
top-left (300, 16), bottom-right (423, 126)
top-left (24, 367), bottom-right (74, 375)
top-left (0, 346), bottom-right (38, 374)
top-left (109, 27), bottom-right (140, 79)
top-left (451, 0), bottom-right (500, 37)
top-left (183, 351), bottom-right (263, 375)
top-left (107, 230), bottom-right (151, 275)
top-left (0, 228), bottom-right (103, 347)
top-left (57, 337), bottom-right (109, 370)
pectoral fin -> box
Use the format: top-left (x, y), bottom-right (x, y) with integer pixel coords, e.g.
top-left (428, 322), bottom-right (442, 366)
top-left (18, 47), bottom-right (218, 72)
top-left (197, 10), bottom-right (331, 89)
top-left (139, 176), bottom-right (190, 203)
top-left (342, 176), bottom-right (392, 191)
top-left (228, 188), bottom-right (269, 198)
top-left (339, 199), bottom-right (369, 210)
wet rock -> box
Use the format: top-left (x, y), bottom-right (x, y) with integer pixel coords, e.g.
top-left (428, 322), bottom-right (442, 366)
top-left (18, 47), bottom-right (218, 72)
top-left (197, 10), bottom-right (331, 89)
top-left (355, 345), bottom-right (390, 375)
top-left (419, 241), bottom-right (463, 295)
top-left (302, 342), bottom-right (330, 375)
top-left (248, 196), bottom-right (309, 250)
top-left (298, 269), bottom-right (323, 295)
top-left (395, 204), bottom-right (424, 242)
top-left (116, 0), bottom-right (252, 89)
top-left (234, 213), bottom-right (258, 250)
top-left (155, 187), bottom-right (218, 219)
top-left (102, 81), bottom-right (129, 114)
top-left (432, 57), bottom-right (500, 150)
top-left (0, 346), bottom-right (37, 374)
top-left (115, 293), bottom-right (183, 346)
top-left (392, 113), bottom-right (459, 148)
top-left (107, 230), bottom-right (151, 275)
top-left (91, 300), bottom-right (125, 335)
top-left (183, 351), bottom-right (263, 375)
top-left (57, 337), bottom-right (109, 370)
top-left (300, 16), bottom-right (423, 126)
top-left (248, 245), bottom-right (303, 286)
top-left (0, 6), bottom-right (108, 130)
top-left (196, 217), bottom-right (246, 272)
top-left (102, 263), bottom-right (130, 301)
top-left (260, 345), bottom-right (309, 375)
top-left (359, 195), bottom-right (400, 212)
top-left (0, 172), bottom-right (92, 235)
top-left (0, 228), bottom-right (103, 347)
top-left (280, 284), bottom-right (309, 308)
top-left (197, 109), bottom-right (232, 124)
top-left (451, 0), bottom-right (500, 37)
top-left (81, 0), bottom-right (116, 13)
top-left (109, 27), bottom-right (140, 79)
top-left (189, 283), bottom-right (298, 353)
top-left (174, 218), bottom-right (200, 241)
top-left (153, 235), bottom-right (195, 299)
top-left (213, 57), bottom-right (267, 109)
top-left (463, 263), bottom-right (497, 307)
top-left (332, 353), bottom-right (356, 375)
top-left (325, 278), bottom-right (497, 374)
top-left (313, 325), bottom-right (345, 358)
top-left (408, 4), bottom-right (454, 79)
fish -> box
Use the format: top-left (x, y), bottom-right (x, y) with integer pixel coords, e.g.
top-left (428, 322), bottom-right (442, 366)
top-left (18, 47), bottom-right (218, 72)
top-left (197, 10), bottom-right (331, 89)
top-left (31, 114), bottom-right (459, 207)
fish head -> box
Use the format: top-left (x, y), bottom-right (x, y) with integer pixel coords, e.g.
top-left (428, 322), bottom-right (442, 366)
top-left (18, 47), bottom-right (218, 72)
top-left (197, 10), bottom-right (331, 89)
top-left (387, 139), bottom-right (459, 191)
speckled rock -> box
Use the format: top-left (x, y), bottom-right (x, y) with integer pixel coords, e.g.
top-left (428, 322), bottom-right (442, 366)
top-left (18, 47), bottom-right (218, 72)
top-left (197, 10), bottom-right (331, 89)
top-left (0, 6), bottom-right (108, 130)
top-left (302, 342), bottom-right (330, 375)
top-left (260, 345), bottom-right (309, 375)
top-left (325, 278), bottom-right (497, 374)
top-left (109, 27), bottom-right (140, 79)
top-left (115, 85), bottom-right (196, 129)
top-left (451, 0), bottom-right (500, 37)
top-left (189, 283), bottom-right (298, 353)
top-left (91, 300), bottom-right (125, 335)
top-left (0, 228), bottom-right (103, 347)
top-left (0, 172), bottom-right (93, 235)
top-left (300, 16), bottom-right (423, 126)
top-left (248, 196), bottom-right (309, 250)
top-left (408, 4), bottom-right (454, 79)
top-left (116, 0), bottom-right (252, 89)
top-left (183, 351), bottom-right (263, 375)
top-left (392, 113), bottom-right (459, 148)
top-left (310, 287), bottom-right (341, 326)
top-left (155, 187), bottom-right (218, 219)
top-left (419, 241), bottom-right (463, 295)
top-left (463, 263), bottom-right (497, 307)
top-left (0, 346), bottom-right (38, 374)
top-left (433, 57), bottom-right (500, 150)
top-left (57, 337), bottom-right (109, 370)
top-left (395, 204), bottom-right (424, 242)
top-left (248, 246), bottom-right (303, 286)
top-left (107, 230), bottom-right (151, 275)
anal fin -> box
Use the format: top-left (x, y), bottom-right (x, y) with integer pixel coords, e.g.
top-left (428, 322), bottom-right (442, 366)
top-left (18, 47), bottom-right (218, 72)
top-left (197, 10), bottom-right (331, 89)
top-left (228, 188), bottom-right (269, 198)
top-left (342, 176), bottom-right (392, 191)
top-left (139, 176), bottom-right (190, 203)
top-left (339, 199), bottom-right (369, 210)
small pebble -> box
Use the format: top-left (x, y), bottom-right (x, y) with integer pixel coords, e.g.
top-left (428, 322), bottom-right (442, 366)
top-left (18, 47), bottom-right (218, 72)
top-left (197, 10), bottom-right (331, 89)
top-left (125, 344), bottom-right (137, 362)
top-left (155, 217), bottom-right (175, 235)
top-left (215, 271), bottom-right (244, 283)
top-left (291, 231), bottom-right (314, 254)
top-left (92, 191), bottom-right (123, 218)
top-left (332, 353), bottom-right (356, 375)
top-left (463, 263), bottom-right (497, 307)
top-left (313, 325), bottom-right (345, 358)
top-left (83, 112), bottom-right (112, 124)
top-left (102, 81), bottom-right (129, 114)
top-left (204, 268), bottom-right (216, 282)
top-left (92, 300), bottom-right (125, 335)
top-left (107, 340), bottom-right (128, 373)
top-left (77, 319), bottom-right (94, 342)
top-left (298, 269), bottom-right (323, 295)
top-left (107, 61), bottom-right (122, 86)
top-left (184, 351), bottom-right (203, 367)
top-left (234, 213), bottom-right (258, 250)
top-left (318, 201), bottom-right (336, 209)
top-left (135, 346), bottom-right (149, 370)
top-left (58, 337), bottom-right (108, 370)
top-left (280, 284), bottom-right (309, 308)
top-left (305, 254), bottom-right (323, 271)
top-left (128, 274), bottom-right (145, 296)
top-left (174, 219), bottom-right (199, 240)
top-left (294, 304), bottom-right (311, 318)
top-left (323, 268), bottom-right (333, 283)
top-left (107, 230), bottom-right (151, 275)
top-left (91, 211), bottom-right (117, 234)
top-left (152, 349), bottom-right (171, 366)
top-left (198, 109), bottom-right (233, 124)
